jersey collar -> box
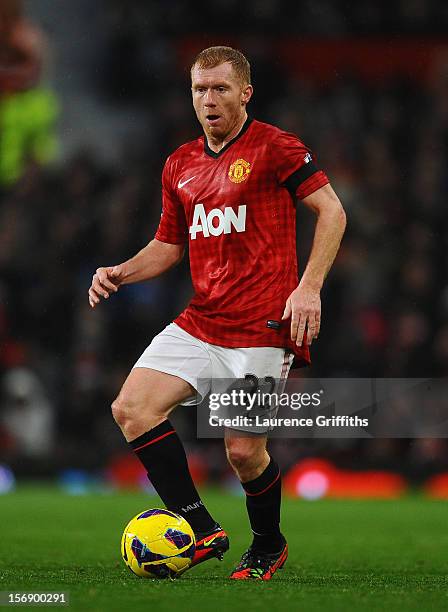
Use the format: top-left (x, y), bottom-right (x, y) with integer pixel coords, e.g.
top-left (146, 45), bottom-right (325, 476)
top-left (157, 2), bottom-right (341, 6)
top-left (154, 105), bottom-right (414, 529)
top-left (203, 117), bottom-right (253, 159)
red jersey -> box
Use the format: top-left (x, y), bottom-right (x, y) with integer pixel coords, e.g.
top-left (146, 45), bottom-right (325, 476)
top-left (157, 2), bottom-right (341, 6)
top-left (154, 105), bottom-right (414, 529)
top-left (155, 118), bottom-right (329, 366)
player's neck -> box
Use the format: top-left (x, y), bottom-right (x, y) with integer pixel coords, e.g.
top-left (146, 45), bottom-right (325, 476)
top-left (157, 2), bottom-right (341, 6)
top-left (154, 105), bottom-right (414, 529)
top-left (206, 112), bottom-right (248, 153)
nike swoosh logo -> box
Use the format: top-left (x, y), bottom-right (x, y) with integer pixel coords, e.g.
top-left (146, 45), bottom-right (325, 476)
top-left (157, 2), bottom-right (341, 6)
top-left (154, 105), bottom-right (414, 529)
top-left (202, 534), bottom-right (219, 547)
top-left (178, 176), bottom-right (196, 189)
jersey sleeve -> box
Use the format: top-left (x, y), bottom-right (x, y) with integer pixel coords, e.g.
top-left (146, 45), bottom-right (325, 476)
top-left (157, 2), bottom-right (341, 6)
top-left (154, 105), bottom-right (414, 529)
top-left (155, 157), bottom-right (188, 244)
top-left (273, 131), bottom-right (329, 200)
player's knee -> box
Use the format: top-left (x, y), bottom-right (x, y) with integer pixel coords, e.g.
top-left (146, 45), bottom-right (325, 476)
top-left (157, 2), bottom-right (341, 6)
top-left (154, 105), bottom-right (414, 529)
top-left (111, 397), bottom-right (124, 427)
top-left (226, 443), bottom-right (258, 474)
top-left (111, 393), bottom-right (169, 440)
top-left (111, 395), bottom-right (138, 430)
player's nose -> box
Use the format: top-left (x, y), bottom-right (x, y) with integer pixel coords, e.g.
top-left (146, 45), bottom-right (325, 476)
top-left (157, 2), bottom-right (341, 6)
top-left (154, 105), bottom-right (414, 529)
top-left (203, 90), bottom-right (216, 106)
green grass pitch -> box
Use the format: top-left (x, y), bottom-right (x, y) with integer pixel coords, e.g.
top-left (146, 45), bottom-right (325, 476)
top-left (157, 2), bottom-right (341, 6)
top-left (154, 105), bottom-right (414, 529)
top-left (1, 487), bottom-right (448, 611)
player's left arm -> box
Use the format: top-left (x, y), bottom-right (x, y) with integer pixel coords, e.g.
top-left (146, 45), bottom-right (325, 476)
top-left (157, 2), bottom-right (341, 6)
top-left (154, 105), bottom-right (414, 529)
top-left (282, 183), bottom-right (346, 346)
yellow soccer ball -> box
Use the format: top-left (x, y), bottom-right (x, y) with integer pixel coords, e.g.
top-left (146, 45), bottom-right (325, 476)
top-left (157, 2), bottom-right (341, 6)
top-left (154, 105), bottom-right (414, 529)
top-left (121, 508), bottom-right (196, 579)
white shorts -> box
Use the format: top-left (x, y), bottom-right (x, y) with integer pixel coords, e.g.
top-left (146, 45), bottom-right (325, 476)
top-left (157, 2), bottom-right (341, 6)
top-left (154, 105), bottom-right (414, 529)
top-left (133, 323), bottom-right (293, 411)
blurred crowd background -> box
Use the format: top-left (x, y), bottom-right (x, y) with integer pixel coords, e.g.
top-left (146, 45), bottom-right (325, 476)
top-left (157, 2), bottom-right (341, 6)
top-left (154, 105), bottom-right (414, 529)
top-left (1, 0), bottom-right (447, 493)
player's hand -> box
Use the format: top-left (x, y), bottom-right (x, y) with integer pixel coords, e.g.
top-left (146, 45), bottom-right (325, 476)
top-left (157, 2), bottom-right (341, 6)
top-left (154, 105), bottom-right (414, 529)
top-left (281, 284), bottom-right (321, 346)
top-left (88, 265), bottom-right (124, 308)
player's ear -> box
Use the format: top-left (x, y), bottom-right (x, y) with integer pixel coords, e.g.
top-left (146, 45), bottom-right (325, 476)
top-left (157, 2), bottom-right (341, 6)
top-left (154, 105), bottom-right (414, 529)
top-left (241, 84), bottom-right (253, 106)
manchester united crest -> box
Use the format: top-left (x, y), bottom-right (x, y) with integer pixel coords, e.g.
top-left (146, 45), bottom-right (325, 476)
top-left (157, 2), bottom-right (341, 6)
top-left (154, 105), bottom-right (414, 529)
top-left (228, 158), bottom-right (251, 184)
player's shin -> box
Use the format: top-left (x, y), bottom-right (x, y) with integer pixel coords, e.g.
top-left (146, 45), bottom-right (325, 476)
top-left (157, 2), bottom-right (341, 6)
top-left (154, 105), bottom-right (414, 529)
top-left (129, 419), bottom-right (216, 533)
top-left (241, 456), bottom-right (285, 553)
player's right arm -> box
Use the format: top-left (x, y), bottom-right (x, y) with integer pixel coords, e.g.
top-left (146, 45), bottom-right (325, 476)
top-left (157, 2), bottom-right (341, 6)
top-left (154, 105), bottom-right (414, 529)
top-left (88, 239), bottom-right (184, 308)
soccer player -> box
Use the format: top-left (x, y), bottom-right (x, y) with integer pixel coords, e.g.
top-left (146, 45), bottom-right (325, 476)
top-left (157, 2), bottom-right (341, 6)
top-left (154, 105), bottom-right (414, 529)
top-left (88, 46), bottom-right (346, 580)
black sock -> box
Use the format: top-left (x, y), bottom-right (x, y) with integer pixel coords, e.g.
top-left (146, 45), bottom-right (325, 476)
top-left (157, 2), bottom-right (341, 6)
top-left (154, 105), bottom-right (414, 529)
top-left (241, 456), bottom-right (284, 554)
top-left (129, 420), bottom-right (216, 534)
